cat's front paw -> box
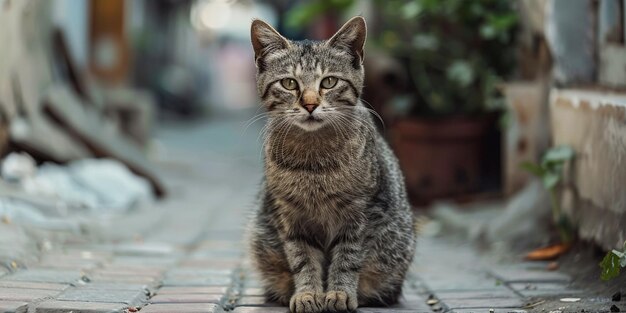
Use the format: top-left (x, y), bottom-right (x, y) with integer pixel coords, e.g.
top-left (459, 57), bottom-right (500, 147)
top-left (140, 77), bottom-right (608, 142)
top-left (289, 291), bottom-right (325, 313)
top-left (324, 290), bottom-right (358, 312)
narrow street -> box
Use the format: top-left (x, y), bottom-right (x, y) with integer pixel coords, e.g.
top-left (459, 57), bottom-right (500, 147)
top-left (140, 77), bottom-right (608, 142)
top-left (1, 117), bottom-right (615, 313)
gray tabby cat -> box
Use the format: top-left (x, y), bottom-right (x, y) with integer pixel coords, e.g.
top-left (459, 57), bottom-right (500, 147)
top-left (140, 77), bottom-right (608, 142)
top-left (248, 17), bottom-right (416, 313)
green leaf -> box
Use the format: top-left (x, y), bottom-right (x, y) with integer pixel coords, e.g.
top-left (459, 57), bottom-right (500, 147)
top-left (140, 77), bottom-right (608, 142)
top-left (480, 25), bottom-right (496, 39)
top-left (613, 250), bottom-right (626, 267)
top-left (519, 162), bottom-right (546, 177)
top-left (285, 0), bottom-right (354, 30)
top-left (600, 251), bottom-right (622, 281)
top-left (542, 173), bottom-right (560, 189)
top-left (285, 2), bottom-right (326, 29)
top-left (446, 60), bottom-right (474, 87)
top-left (543, 146), bottom-right (575, 164)
top-left (402, 1), bottom-right (422, 19)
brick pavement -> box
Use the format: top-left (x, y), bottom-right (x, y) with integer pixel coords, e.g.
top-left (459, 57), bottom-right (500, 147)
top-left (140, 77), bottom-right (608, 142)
top-left (0, 120), bottom-right (614, 313)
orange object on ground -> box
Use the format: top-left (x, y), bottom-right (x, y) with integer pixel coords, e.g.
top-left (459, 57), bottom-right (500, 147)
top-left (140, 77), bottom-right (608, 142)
top-left (525, 243), bottom-right (571, 261)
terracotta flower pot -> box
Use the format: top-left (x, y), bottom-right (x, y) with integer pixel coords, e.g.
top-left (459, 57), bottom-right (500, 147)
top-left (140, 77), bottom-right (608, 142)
top-left (390, 115), bottom-right (496, 206)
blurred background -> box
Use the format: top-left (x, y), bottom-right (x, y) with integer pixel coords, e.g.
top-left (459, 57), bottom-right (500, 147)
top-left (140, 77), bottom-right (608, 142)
top-left (1, 0), bottom-right (626, 295)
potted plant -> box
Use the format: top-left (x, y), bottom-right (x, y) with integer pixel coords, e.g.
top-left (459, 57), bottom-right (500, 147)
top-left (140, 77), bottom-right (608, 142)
top-left (372, 0), bottom-right (518, 205)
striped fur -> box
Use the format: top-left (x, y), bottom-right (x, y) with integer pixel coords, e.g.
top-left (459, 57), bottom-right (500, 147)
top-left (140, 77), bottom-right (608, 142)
top-left (249, 17), bottom-right (416, 313)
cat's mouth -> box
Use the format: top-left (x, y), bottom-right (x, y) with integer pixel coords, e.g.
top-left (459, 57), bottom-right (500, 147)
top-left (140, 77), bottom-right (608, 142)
top-left (296, 115), bottom-right (325, 131)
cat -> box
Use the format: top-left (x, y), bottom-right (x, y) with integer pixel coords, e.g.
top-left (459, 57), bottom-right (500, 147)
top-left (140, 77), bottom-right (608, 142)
top-left (248, 16), bottom-right (416, 313)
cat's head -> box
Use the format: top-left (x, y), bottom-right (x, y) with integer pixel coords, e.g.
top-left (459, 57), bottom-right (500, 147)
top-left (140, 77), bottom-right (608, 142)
top-left (251, 17), bottom-right (366, 132)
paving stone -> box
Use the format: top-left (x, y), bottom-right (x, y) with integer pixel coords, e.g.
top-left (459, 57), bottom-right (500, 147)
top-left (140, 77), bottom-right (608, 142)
top-left (508, 282), bottom-right (582, 297)
top-left (45, 249), bottom-right (113, 262)
top-left (449, 309), bottom-right (528, 313)
top-left (56, 287), bottom-right (147, 306)
top-left (196, 240), bottom-right (244, 250)
top-left (426, 278), bottom-right (503, 292)
top-left (89, 274), bottom-right (159, 286)
top-left (98, 265), bottom-right (168, 276)
top-left (4, 269), bottom-right (83, 284)
top-left (111, 256), bottom-right (180, 267)
top-left (358, 309), bottom-right (431, 313)
top-left (489, 267), bottom-right (571, 283)
top-left (33, 260), bottom-right (101, 271)
top-left (443, 297), bottom-right (525, 309)
top-left (0, 281), bottom-right (68, 291)
top-left (395, 294), bottom-right (433, 310)
top-left (79, 282), bottom-right (151, 292)
top-left (32, 300), bottom-right (127, 313)
top-left (149, 293), bottom-right (223, 304)
top-left (436, 289), bottom-right (519, 300)
top-left (36, 253), bottom-right (105, 271)
top-left (0, 301), bottom-right (27, 313)
top-left (190, 250), bottom-right (243, 260)
top-left (156, 286), bottom-right (229, 295)
top-left (240, 287), bottom-right (265, 296)
top-left (68, 243), bottom-right (180, 257)
top-left (0, 287), bottom-right (60, 301)
top-left (139, 303), bottom-right (221, 313)
top-left (166, 268), bottom-right (233, 277)
top-left (89, 272), bottom-right (161, 281)
top-left (179, 259), bottom-right (241, 270)
top-left (236, 296), bottom-right (279, 307)
top-left (232, 307), bottom-right (289, 313)
top-left (92, 268), bottom-right (164, 278)
top-left (114, 243), bottom-right (182, 256)
top-left (161, 276), bottom-right (232, 287)
top-left (419, 271), bottom-right (497, 291)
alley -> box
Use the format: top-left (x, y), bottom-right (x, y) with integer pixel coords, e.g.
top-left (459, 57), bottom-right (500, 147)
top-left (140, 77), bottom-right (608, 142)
top-left (0, 117), bottom-right (613, 313)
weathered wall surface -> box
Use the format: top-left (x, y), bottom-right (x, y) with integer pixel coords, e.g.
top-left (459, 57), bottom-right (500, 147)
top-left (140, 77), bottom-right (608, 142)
top-left (551, 89), bottom-right (626, 250)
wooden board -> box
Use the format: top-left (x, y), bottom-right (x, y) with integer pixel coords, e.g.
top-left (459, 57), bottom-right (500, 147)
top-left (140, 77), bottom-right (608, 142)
top-left (2, 0), bottom-right (90, 162)
top-left (44, 84), bottom-right (166, 197)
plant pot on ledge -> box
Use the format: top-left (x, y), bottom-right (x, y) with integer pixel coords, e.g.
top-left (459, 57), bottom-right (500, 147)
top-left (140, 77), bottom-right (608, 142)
top-left (390, 114), bottom-right (498, 206)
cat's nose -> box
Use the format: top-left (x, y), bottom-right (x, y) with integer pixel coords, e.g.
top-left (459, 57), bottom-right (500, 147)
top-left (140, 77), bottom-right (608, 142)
top-left (302, 89), bottom-right (319, 113)
top-left (303, 104), bottom-right (318, 113)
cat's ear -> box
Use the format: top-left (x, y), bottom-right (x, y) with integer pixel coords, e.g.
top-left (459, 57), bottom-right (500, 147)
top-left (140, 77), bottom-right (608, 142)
top-left (251, 19), bottom-right (289, 63)
top-left (327, 16), bottom-right (367, 65)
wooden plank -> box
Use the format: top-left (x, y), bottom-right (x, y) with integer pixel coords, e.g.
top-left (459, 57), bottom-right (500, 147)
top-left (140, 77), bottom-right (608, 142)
top-left (0, 0), bottom-right (91, 162)
top-left (44, 84), bottom-right (166, 197)
top-left (9, 59), bottom-right (90, 162)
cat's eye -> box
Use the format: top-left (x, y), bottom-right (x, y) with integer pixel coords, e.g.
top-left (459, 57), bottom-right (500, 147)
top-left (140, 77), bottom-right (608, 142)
top-left (280, 78), bottom-right (298, 90)
top-left (321, 76), bottom-right (338, 89)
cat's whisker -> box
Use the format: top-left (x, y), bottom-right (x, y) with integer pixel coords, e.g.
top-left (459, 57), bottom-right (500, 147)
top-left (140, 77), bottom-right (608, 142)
top-left (276, 122), bottom-right (293, 168)
top-left (341, 104), bottom-right (386, 131)
top-left (327, 117), bottom-right (346, 141)
top-left (241, 112), bottom-right (272, 136)
top-left (329, 114), bottom-right (352, 141)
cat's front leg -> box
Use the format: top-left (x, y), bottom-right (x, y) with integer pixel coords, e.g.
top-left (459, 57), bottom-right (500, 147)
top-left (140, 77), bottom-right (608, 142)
top-left (284, 240), bottom-right (325, 313)
top-left (325, 225), bottom-right (365, 312)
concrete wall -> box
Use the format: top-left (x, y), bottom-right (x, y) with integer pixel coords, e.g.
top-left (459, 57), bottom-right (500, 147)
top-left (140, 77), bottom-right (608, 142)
top-left (551, 89), bottom-right (626, 250)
